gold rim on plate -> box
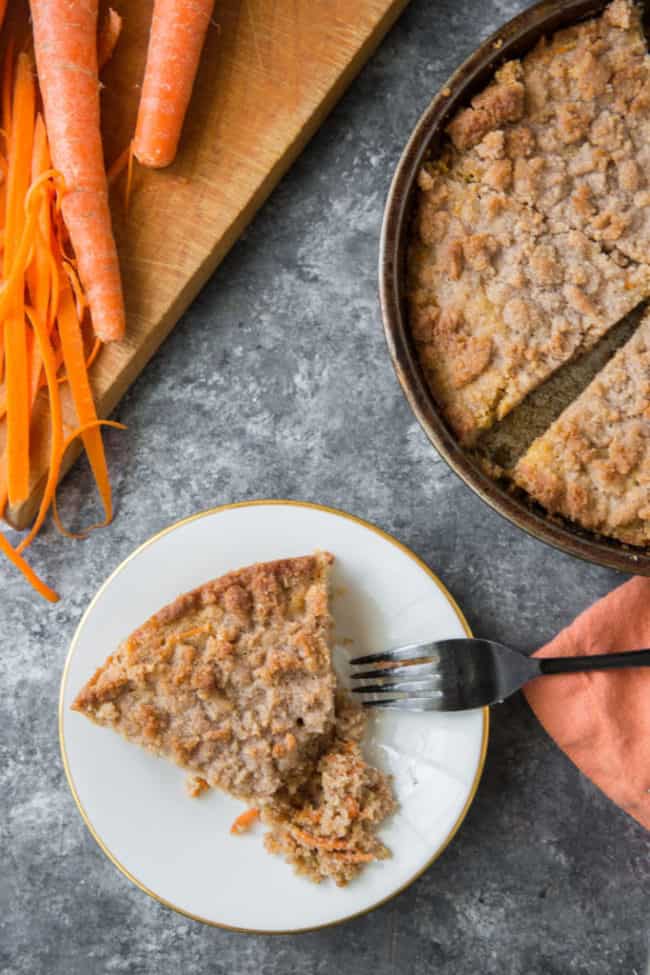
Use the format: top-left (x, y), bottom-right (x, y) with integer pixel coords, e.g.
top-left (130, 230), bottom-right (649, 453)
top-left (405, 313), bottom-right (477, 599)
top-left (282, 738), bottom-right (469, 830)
top-left (59, 499), bottom-right (490, 935)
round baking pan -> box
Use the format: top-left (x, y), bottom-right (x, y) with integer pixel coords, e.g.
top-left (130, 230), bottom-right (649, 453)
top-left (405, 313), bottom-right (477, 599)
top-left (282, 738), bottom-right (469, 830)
top-left (380, 0), bottom-right (650, 576)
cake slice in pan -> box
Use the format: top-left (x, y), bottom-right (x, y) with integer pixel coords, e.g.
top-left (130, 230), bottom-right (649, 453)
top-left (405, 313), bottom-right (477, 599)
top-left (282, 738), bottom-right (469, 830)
top-left (72, 553), bottom-right (338, 803)
top-left (514, 313), bottom-right (650, 545)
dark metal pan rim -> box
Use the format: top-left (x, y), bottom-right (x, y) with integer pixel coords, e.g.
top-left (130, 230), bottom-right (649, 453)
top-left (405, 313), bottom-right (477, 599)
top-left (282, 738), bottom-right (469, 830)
top-left (380, 0), bottom-right (650, 576)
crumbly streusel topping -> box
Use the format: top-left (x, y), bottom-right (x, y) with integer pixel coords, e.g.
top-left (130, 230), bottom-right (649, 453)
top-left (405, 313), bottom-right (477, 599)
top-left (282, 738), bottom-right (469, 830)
top-left (73, 554), bottom-right (338, 802)
top-left (409, 0), bottom-right (650, 447)
top-left (514, 311), bottom-right (650, 545)
top-left (73, 555), bottom-right (396, 884)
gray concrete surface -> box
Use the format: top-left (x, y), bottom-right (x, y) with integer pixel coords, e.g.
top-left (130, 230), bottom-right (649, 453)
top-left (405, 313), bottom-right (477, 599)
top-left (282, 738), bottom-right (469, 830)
top-left (1, 1), bottom-right (649, 972)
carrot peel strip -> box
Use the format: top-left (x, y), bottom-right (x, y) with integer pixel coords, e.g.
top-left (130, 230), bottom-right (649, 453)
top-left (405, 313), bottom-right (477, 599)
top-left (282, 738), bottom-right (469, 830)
top-left (4, 51), bottom-right (36, 505)
top-left (51, 420), bottom-right (126, 539)
top-left (107, 144), bottom-right (130, 186)
top-left (0, 176), bottom-right (60, 324)
top-left (2, 35), bottom-right (14, 140)
top-left (51, 336), bottom-right (99, 387)
top-left (56, 273), bottom-right (114, 524)
top-left (63, 261), bottom-right (88, 318)
top-left (0, 531), bottom-right (59, 602)
top-left (85, 338), bottom-right (102, 371)
top-left (16, 306), bottom-right (63, 555)
top-left (125, 141), bottom-right (134, 209)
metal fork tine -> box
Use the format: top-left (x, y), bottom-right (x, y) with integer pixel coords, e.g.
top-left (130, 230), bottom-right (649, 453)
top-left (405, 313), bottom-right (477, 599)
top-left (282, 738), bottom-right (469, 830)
top-left (350, 641), bottom-right (440, 666)
top-left (350, 661), bottom-right (443, 681)
top-left (351, 677), bottom-right (442, 694)
top-left (360, 697), bottom-right (450, 712)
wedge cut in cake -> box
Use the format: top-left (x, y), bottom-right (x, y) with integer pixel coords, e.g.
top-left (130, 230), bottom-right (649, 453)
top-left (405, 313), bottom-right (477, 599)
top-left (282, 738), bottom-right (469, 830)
top-left (73, 553), bottom-right (397, 884)
top-left (73, 553), bottom-right (338, 803)
top-left (514, 312), bottom-right (650, 545)
top-left (408, 171), bottom-right (650, 444)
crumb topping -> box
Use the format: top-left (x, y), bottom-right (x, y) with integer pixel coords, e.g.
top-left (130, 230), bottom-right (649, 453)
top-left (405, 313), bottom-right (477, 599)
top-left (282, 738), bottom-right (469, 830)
top-left (514, 313), bottom-right (650, 545)
top-left (73, 555), bottom-right (396, 885)
top-left (408, 0), bottom-right (650, 545)
top-left (409, 1), bottom-right (650, 449)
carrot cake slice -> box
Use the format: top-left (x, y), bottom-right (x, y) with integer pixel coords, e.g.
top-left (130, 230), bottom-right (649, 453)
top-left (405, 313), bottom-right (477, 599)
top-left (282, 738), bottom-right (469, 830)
top-left (513, 312), bottom-right (650, 545)
top-left (73, 553), bottom-right (396, 883)
top-left (409, 171), bottom-right (649, 443)
top-left (73, 554), bottom-right (338, 802)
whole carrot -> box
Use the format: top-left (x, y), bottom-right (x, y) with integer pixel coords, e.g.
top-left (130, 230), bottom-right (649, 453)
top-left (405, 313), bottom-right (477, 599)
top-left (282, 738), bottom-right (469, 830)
top-left (29, 0), bottom-right (125, 343)
top-left (133, 0), bottom-right (214, 168)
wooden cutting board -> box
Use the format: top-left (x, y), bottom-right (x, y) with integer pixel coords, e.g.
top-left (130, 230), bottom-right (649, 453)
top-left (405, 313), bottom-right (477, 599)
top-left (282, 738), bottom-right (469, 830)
top-left (5, 0), bottom-right (409, 529)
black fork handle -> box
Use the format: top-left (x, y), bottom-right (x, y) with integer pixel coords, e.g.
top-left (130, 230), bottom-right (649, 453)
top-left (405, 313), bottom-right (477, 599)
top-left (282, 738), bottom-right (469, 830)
top-left (540, 649), bottom-right (650, 675)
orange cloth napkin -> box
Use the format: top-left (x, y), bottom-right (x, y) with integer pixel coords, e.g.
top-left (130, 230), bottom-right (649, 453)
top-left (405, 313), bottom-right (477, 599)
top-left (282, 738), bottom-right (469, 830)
top-left (524, 577), bottom-right (650, 831)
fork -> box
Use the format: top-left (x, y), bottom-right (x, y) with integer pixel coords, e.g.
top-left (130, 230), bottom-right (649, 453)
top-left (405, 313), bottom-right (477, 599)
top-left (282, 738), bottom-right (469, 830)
top-left (349, 639), bottom-right (650, 711)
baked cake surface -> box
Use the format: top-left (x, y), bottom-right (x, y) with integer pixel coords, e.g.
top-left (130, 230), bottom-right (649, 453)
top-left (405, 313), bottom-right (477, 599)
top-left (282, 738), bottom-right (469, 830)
top-left (514, 311), bottom-right (650, 544)
top-left (73, 554), bottom-right (338, 802)
top-left (409, 0), bottom-right (650, 446)
top-left (409, 172), bottom-right (649, 443)
top-left (73, 553), bottom-right (397, 884)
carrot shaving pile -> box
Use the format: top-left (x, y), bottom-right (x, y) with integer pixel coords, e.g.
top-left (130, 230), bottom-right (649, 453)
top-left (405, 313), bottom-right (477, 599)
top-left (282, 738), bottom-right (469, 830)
top-left (0, 42), bottom-right (123, 602)
top-left (0, 0), bottom-right (213, 600)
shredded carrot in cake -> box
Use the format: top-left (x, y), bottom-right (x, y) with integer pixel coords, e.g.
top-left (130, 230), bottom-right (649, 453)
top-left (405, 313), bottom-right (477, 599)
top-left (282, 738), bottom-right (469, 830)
top-left (288, 827), bottom-right (355, 852)
top-left (186, 775), bottom-right (210, 798)
top-left (329, 850), bottom-right (375, 864)
top-left (168, 624), bottom-right (212, 645)
top-left (346, 797), bottom-right (360, 820)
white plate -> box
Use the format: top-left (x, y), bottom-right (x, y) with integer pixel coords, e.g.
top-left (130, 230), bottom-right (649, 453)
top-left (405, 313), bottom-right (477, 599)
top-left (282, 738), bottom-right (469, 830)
top-left (60, 501), bottom-right (488, 933)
